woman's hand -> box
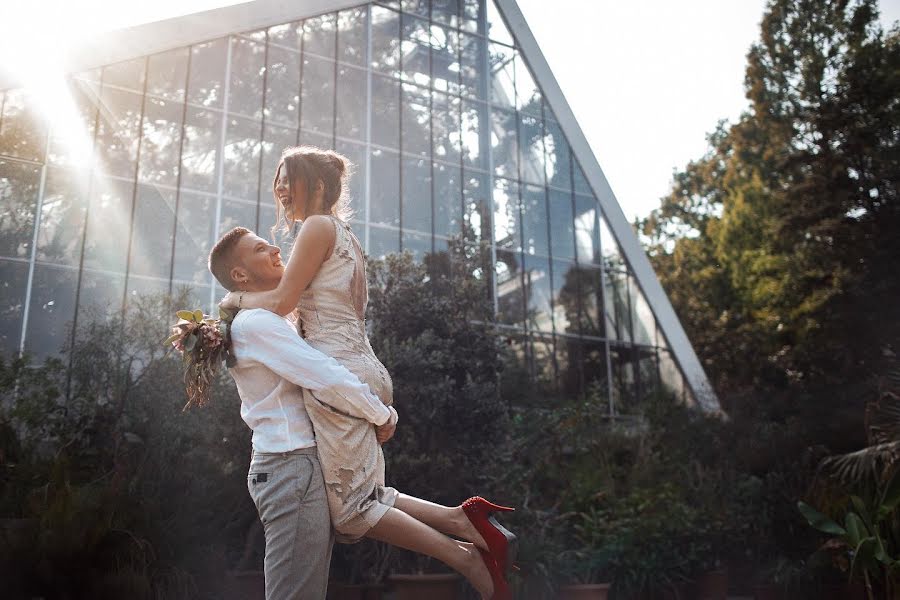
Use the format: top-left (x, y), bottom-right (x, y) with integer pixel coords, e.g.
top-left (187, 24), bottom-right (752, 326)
top-left (220, 291), bottom-right (241, 309)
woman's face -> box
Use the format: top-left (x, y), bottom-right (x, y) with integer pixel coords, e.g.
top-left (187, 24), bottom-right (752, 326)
top-left (274, 163), bottom-right (306, 221)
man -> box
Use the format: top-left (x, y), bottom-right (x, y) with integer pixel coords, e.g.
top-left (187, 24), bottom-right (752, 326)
top-left (208, 226), bottom-right (397, 600)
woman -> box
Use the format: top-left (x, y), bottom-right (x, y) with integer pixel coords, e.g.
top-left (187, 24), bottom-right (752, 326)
top-left (221, 146), bottom-right (514, 600)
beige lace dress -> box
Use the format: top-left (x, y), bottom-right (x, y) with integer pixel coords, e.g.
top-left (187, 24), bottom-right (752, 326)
top-left (297, 216), bottom-right (398, 543)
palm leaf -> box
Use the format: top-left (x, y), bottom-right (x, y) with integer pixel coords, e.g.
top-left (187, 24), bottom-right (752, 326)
top-left (867, 392), bottom-right (900, 445)
top-left (798, 501), bottom-right (847, 536)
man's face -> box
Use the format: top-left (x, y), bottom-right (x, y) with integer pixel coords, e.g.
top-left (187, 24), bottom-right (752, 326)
top-left (232, 233), bottom-right (284, 291)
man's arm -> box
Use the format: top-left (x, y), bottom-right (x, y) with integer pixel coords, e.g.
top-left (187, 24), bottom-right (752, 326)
top-left (234, 310), bottom-right (392, 426)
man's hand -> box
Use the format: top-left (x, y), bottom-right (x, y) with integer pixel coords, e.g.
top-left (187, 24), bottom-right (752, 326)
top-left (375, 406), bottom-right (398, 444)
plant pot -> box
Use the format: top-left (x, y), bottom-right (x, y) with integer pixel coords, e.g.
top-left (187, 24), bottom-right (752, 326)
top-left (693, 569), bottom-right (728, 600)
top-left (224, 570), bottom-right (265, 600)
top-left (327, 582), bottom-right (385, 600)
top-left (753, 583), bottom-right (779, 600)
top-left (557, 583), bottom-right (612, 600)
top-left (387, 573), bottom-right (462, 600)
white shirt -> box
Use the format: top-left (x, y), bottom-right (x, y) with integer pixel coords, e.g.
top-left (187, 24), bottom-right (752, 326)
top-left (228, 308), bottom-right (393, 453)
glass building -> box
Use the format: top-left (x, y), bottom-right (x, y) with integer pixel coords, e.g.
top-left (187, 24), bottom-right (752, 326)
top-left (0, 0), bottom-right (718, 412)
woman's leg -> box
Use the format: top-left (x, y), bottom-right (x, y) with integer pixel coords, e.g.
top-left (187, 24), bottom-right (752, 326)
top-left (365, 507), bottom-right (494, 598)
top-left (391, 493), bottom-right (489, 550)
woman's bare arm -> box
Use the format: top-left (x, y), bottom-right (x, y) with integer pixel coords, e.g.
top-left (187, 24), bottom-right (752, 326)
top-left (222, 215), bottom-right (336, 316)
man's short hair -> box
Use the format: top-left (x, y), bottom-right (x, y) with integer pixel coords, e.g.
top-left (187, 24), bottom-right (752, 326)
top-left (209, 227), bottom-right (252, 291)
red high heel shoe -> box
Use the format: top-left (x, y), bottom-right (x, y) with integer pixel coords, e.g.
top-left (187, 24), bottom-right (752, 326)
top-left (478, 548), bottom-right (512, 600)
top-left (462, 496), bottom-right (518, 573)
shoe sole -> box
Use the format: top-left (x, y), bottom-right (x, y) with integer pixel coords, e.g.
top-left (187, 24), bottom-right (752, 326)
top-left (488, 515), bottom-right (518, 572)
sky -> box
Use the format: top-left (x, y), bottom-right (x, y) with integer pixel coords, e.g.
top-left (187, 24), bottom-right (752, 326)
top-left (2, 0), bottom-right (898, 222)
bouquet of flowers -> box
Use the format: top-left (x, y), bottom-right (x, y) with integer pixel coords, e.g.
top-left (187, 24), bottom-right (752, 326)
top-left (165, 307), bottom-right (237, 409)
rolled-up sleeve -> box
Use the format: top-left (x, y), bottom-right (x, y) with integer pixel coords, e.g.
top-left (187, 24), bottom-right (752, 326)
top-left (234, 310), bottom-right (391, 425)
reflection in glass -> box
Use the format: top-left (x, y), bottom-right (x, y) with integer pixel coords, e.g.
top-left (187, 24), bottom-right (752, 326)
top-left (304, 14), bottom-right (337, 59)
top-left (336, 65), bottom-right (367, 141)
top-left (401, 14), bottom-right (431, 87)
top-left (402, 229), bottom-right (430, 259)
top-left (462, 0), bottom-right (482, 33)
top-left (95, 86), bottom-right (143, 178)
top-left (630, 278), bottom-right (656, 347)
top-left (431, 23), bottom-right (460, 94)
top-left (267, 22), bottom-right (301, 50)
top-left (401, 84), bottom-right (430, 157)
top-left (523, 254), bottom-right (553, 333)
top-left (433, 162), bottom-right (461, 238)
top-left (485, 0), bottom-right (514, 45)
top-left (496, 248), bottom-right (524, 327)
top-left (463, 170), bottom-right (490, 245)
top-left (599, 215), bottom-right (624, 270)
top-left (548, 187), bottom-right (575, 261)
top-left (188, 39), bottom-right (227, 108)
top-left (544, 120), bottom-right (571, 190)
top-left (371, 6), bottom-right (401, 77)
top-left (47, 78), bottom-right (99, 167)
top-left (636, 346), bottom-right (660, 403)
top-left (338, 8), bottom-right (368, 67)
top-left (103, 58), bottom-right (145, 93)
top-left (82, 178), bottom-right (133, 273)
top-left (520, 183), bottom-right (548, 256)
top-left (172, 192), bottom-right (215, 285)
top-left (489, 43), bottom-right (515, 109)
top-left (551, 260), bottom-right (579, 336)
top-left (0, 90), bottom-right (47, 162)
top-left (372, 76), bottom-right (400, 149)
top-left (530, 333), bottom-right (556, 389)
top-left (139, 97), bottom-right (183, 187)
top-left (129, 184), bottom-right (176, 280)
top-left (556, 335), bottom-right (583, 397)
top-left (433, 0), bottom-right (461, 27)
top-left (573, 158), bottom-right (592, 196)
top-left (492, 177), bottom-right (519, 251)
top-left (76, 272), bottom-right (126, 334)
top-left (37, 168), bottom-right (90, 266)
top-left (369, 149), bottom-right (400, 227)
top-left (610, 345), bottom-right (636, 415)
top-left (228, 37), bottom-right (266, 120)
top-left (514, 51), bottom-right (542, 116)
top-left (0, 260), bottom-right (27, 355)
top-left (575, 194), bottom-right (600, 265)
top-left (518, 113), bottom-right (544, 185)
top-left (573, 265), bottom-right (604, 338)
top-left (24, 264), bottom-right (78, 361)
top-left (147, 49), bottom-right (189, 101)
top-left (459, 31), bottom-right (485, 98)
top-left (300, 55), bottom-right (335, 137)
top-left (181, 106), bottom-right (223, 192)
top-left (335, 140), bottom-right (366, 215)
top-left (605, 269), bottom-right (632, 343)
top-left (491, 109), bottom-right (517, 179)
top-left (0, 160), bottom-right (41, 259)
top-left (265, 44), bottom-right (301, 128)
top-left (582, 337), bottom-right (610, 404)
top-left (658, 348), bottom-right (685, 402)
top-left (432, 92), bottom-right (461, 164)
top-left (222, 115), bottom-right (263, 199)
top-left (368, 225), bottom-right (400, 258)
top-left (401, 156), bottom-right (431, 234)
top-left (461, 99), bottom-right (488, 170)
top-left (219, 198), bottom-right (259, 236)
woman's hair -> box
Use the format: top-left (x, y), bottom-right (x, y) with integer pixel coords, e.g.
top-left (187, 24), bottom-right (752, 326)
top-left (272, 146), bottom-right (353, 236)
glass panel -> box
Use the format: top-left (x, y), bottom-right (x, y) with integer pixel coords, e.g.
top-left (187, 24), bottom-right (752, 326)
top-left (23, 264), bottom-right (78, 361)
top-left (431, 23), bottom-right (460, 94)
top-left (605, 268), bottom-right (632, 343)
top-left (95, 86), bottom-right (143, 178)
top-left (520, 183), bottom-right (548, 256)
top-left (336, 65), bottom-right (366, 141)
top-left (599, 215), bottom-right (624, 271)
top-left (461, 0), bottom-right (483, 33)
top-left (530, 333), bottom-right (556, 389)
top-left (573, 158), bottom-right (592, 195)
top-left (401, 0), bottom-right (429, 18)
top-left (335, 140), bottom-right (366, 217)
top-left (582, 337), bottom-right (610, 407)
top-left (223, 115), bottom-right (262, 199)
top-left (610, 345), bottom-right (636, 415)
top-left (486, 0), bottom-right (514, 45)
top-left (489, 43), bottom-right (515, 109)
top-left (298, 129), bottom-right (333, 150)
top-left (371, 6), bottom-right (401, 78)
top-left (82, 177), bottom-right (133, 273)
top-left (47, 78), bottom-right (98, 168)
top-left (372, 75), bottom-right (400, 149)
top-left (147, 48), bottom-right (189, 101)
top-left (337, 8), bottom-right (368, 67)
top-left (460, 99), bottom-right (488, 171)
top-left (433, 161), bottom-right (461, 238)
top-left (172, 192), bottom-right (215, 285)
top-left (551, 260), bottom-right (580, 337)
top-left (575, 194), bottom-right (600, 265)
top-left (518, 113), bottom-right (544, 185)
top-left (523, 254), bottom-right (552, 333)
top-left (370, 149), bottom-right (400, 227)
top-left (300, 55), bottom-right (335, 137)
top-left (303, 14), bottom-right (337, 59)
top-left (76, 272), bottom-right (125, 332)
top-left (102, 58), bottom-right (145, 93)
top-left (368, 225), bottom-right (400, 258)
top-left (129, 184), bottom-right (176, 280)
top-left (401, 14), bottom-right (431, 87)
top-left (630, 278), bottom-right (656, 347)
top-left (577, 265), bottom-right (604, 339)
top-left (219, 198), bottom-right (258, 236)
top-left (259, 123), bottom-right (298, 212)
top-left (0, 159), bottom-right (41, 259)
top-left (636, 346), bottom-right (660, 403)
top-left (492, 177), bottom-right (519, 252)
top-left (548, 187), bottom-right (575, 261)
top-left (658, 348), bottom-right (685, 402)
top-left (139, 96), bottom-right (184, 187)
top-left (125, 274), bottom-right (170, 302)
top-left (401, 155), bottom-right (431, 234)
top-left (463, 170), bottom-right (490, 245)
top-left (459, 31), bottom-right (485, 99)
top-left (0, 89), bottom-right (47, 162)
top-left (264, 44), bottom-right (301, 128)
top-left (268, 21), bottom-right (301, 50)
top-left (401, 84), bottom-right (430, 157)
top-left (0, 260), bottom-right (27, 356)
top-left (556, 335), bottom-right (583, 397)
top-left (181, 106), bottom-right (223, 193)
top-left (401, 229), bottom-right (430, 259)
top-left (514, 52), bottom-right (542, 116)
top-left (495, 248), bottom-right (524, 327)
top-left (188, 39), bottom-right (228, 109)
top-left (491, 108), bottom-right (517, 179)
top-left (433, 0), bottom-right (461, 27)
top-left (228, 36), bottom-right (266, 120)
top-left (432, 92), bottom-right (461, 164)
top-left (37, 167), bottom-right (90, 266)
top-left (544, 120), bottom-right (571, 190)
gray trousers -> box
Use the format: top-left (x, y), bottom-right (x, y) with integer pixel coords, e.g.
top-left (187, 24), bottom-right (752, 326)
top-left (248, 447), bottom-right (334, 600)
